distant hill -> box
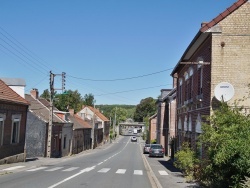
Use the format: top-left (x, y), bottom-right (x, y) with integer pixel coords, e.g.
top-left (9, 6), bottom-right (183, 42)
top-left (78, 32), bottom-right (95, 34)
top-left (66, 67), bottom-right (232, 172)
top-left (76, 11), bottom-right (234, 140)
top-left (95, 104), bottom-right (136, 120)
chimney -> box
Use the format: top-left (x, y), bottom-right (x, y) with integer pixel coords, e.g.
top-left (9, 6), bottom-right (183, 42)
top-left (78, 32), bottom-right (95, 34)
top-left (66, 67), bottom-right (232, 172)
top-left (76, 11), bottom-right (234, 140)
top-left (30, 88), bottom-right (39, 99)
top-left (69, 109), bottom-right (74, 116)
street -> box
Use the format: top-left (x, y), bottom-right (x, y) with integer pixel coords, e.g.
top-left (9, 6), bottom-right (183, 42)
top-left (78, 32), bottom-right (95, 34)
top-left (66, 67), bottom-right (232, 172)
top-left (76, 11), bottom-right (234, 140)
top-left (0, 134), bottom-right (198, 188)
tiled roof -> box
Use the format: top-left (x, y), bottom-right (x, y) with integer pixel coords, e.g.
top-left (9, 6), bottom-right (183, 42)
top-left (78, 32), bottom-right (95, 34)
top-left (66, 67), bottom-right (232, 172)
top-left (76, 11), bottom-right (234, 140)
top-left (200, 0), bottom-right (248, 32)
top-left (69, 114), bottom-right (92, 129)
top-left (83, 105), bottom-right (109, 121)
top-left (25, 94), bottom-right (64, 123)
top-left (171, 0), bottom-right (248, 76)
top-left (0, 79), bottom-right (29, 105)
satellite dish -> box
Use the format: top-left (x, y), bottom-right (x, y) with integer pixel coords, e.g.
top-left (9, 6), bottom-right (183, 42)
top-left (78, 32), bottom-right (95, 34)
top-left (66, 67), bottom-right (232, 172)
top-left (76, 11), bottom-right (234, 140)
top-left (214, 82), bottom-right (235, 102)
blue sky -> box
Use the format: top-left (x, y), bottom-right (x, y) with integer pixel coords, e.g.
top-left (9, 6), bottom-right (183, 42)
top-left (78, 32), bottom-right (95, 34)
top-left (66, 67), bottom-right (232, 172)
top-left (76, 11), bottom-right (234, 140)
top-left (0, 0), bottom-right (236, 105)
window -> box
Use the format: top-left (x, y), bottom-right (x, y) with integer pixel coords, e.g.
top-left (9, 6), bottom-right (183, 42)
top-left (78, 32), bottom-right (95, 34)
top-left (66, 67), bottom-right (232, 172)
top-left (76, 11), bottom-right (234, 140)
top-left (12, 119), bottom-right (20, 144)
top-left (195, 114), bottom-right (202, 133)
top-left (0, 118), bottom-right (4, 146)
top-left (178, 79), bottom-right (183, 105)
top-left (188, 115), bottom-right (192, 132)
top-left (197, 66), bottom-right (203, 95)
top-left (184, 116), bottom-right (187, 131)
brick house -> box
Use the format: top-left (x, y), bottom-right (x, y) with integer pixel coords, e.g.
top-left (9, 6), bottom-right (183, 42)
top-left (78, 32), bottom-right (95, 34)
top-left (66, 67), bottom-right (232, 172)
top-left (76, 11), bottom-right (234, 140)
top-left (77, 106), bottom-right (110, 148)
top-left (25, 89), bottom-right (73, 158)
top-left (155, 89), bottom-right (172, 146)
top-left (162, 88), bottom-right (176, 158)
top-left (148, 113), bottom-right (157, 143)
top-left (0, 79), bottom-right (29, 162)
top-left (171, 0), bottom-right (250, 155)
top-left (68, 109), bottom-right (92, 154)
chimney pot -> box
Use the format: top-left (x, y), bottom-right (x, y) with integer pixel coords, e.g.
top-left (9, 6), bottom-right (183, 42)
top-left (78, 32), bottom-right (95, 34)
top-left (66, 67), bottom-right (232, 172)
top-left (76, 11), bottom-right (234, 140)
top-left (30, 88), bottom-right (39, 99)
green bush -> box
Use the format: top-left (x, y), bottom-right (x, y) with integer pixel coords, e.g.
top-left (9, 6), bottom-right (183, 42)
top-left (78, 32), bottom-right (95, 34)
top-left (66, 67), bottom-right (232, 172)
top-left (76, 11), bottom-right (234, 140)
top-left (151, 139), bottom-right (156, 144)
top-left (174, 142), bottom-right (198, 181)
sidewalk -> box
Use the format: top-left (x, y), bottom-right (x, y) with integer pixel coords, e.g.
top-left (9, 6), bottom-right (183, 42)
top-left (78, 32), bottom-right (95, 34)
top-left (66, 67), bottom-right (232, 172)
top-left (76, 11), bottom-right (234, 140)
top-left (0, 137), bottom-right (122, 174)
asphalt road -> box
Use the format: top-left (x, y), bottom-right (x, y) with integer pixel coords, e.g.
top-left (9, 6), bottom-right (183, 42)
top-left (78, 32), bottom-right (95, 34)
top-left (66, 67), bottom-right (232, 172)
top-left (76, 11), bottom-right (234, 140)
top-left (0, 135), bottom-right (152, 188)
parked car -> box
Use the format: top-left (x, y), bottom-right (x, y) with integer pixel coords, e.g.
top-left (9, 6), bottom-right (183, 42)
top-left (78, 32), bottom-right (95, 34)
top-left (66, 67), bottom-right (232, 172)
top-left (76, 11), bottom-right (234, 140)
top-left (131, 136), bottom-right (137, 142)
top-left (149, 144), bottom-right (164, 157)
top-left (143, 144), bottom-right (151, 154)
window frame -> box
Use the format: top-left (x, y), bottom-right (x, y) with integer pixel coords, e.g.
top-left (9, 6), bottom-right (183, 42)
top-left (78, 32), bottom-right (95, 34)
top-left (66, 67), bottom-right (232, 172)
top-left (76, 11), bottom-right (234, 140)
top-left (0, 114), bottom-right (6, 146)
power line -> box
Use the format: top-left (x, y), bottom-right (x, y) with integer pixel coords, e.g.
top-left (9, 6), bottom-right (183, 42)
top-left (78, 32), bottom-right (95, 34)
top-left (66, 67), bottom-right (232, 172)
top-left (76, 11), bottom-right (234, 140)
top-left (68, 68), bottom-right (173, 82)
top-left (0, 43), bottom-right (47, 75)
top-left (95, 84), bottom-right (172, 96)
top-left (0, 26), bottom-right (54, 71)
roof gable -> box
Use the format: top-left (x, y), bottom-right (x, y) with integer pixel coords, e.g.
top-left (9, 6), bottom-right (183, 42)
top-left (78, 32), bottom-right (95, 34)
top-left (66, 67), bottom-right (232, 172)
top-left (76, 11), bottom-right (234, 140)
top-left (69, 114), bottom-right (92, 129)
top-left (200, 0), bottom-right (248, 32)
top-left (171, 0), bottom-right (248, 76)
top-left (81, 105), bottom-right (109, 121)
top-left (0, 79), bottom-right (29, 105)
top-left (25, 94), bottom-right (64, 123)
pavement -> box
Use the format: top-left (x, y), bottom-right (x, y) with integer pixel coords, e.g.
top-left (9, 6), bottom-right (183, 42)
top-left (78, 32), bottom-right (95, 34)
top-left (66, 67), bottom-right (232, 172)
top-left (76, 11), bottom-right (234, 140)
top-left (0, 136), bottom-right (200, 188)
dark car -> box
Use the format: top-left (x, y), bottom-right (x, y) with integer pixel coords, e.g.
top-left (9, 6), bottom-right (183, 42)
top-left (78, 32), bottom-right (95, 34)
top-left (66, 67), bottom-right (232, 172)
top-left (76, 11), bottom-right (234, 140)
top-left (143, 144), bottom-right (151, 154)
top-left (149, 144), bottom-right (164, 157)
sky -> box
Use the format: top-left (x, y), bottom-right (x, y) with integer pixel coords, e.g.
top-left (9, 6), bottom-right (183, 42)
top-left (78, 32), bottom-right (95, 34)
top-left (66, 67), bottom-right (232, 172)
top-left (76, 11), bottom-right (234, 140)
top-left (0, 0), bottom-right (237, 105)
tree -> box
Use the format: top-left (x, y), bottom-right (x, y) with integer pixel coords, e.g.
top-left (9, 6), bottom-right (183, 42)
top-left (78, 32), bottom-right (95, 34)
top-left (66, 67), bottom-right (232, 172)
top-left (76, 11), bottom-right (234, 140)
top-left (110, 107), bottom-right (127, 125)
top-left (198, 102), bottom-right (250, 187)
top-left (83, 93), bottom-right (95, 106)
top-left (54, 90), bottom-right (84, 113)
top-left (134, 97), bottom-right (157, 122)
top-left (40, 89), bottom-right (50, 101)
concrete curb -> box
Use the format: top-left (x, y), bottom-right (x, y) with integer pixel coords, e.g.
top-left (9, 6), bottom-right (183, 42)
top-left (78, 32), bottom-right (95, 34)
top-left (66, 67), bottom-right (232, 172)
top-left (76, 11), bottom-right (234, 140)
top-left (140, 141), bottom-right (163, 188)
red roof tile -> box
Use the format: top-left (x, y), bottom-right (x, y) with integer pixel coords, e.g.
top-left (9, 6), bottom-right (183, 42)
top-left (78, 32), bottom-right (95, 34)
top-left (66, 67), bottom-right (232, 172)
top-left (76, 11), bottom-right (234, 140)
top-left (0, 79), bottom-right (29, 105)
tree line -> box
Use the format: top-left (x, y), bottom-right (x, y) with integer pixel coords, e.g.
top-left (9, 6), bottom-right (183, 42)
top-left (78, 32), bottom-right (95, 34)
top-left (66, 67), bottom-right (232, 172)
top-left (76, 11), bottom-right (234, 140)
top-left (40, 89), bottom-right (157, 126)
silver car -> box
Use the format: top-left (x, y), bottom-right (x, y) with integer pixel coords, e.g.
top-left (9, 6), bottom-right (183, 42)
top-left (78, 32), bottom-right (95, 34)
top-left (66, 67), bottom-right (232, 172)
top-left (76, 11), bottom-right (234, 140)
top-left (143, 144), bottom-right (151, 154)
top-left (149, 144), bottom-right (164, 157)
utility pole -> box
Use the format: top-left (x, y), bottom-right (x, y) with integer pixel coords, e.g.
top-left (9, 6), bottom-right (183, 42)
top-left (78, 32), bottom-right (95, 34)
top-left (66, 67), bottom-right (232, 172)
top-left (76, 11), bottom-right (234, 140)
top-left (91, 100), bottom-right (96, 149)
top-left (47, 71), bottom-right (66, 158)
top-left (113, 107), bottom-right (117, 139)
top-left (109, 117), bottom-right (111, 143)
top-left (47, 71), bottom-right (54, 158)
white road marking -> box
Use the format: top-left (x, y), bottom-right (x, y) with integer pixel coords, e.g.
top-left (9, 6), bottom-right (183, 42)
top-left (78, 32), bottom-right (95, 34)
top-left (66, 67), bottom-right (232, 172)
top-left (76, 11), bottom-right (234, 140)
top-left (27, 167), bottom-right (48, 171)
top-left (116, 169), bottom-right (126, 174)
top-left (98, 168), bottom-right (110, 173)
top-left (159, 170), bottom-right (169, 175)
top-left (45, 167), bottom-right (64, 171)
top-left (97, 162), bottom-right (103, 165)
top-left (2, 166), bottom-right (25, 171)
top-left (134, 170), bottom-right (143, 175)
top-left (48, 166), bottom-right (95, 188)
top-left (62, 167), bottom-right (79, 172)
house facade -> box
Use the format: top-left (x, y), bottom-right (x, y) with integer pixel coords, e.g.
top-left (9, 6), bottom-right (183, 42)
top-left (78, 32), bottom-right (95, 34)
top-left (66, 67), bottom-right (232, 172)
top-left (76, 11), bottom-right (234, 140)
top-left (171, 0), bottom-right (250, 154)
top-left (0, 79), bottom-right (29, 163)
top-left (148, 113), bottom-right (157, 143)
top-left (68, 109), bottom-right (92, 154)
top-left (77, 105), bottom-right (110, 148)
top-left (25, 89), bottom-right (73, 158)
top-left (162, 88), bottom-right (177, 158)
